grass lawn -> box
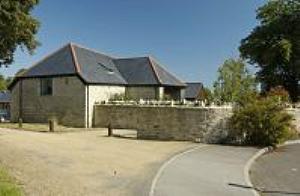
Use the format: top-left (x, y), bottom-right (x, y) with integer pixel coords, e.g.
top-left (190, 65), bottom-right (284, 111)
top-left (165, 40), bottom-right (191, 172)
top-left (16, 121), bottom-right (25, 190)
top-left (0, 166), bottom-right (22, 196)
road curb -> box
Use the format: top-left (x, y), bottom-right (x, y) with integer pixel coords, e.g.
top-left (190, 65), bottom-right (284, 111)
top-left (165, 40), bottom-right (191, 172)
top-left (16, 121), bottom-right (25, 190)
top-left (244, 139), bottom-right (300, 196)
top-left (148, 145), bottom-right (208, 196)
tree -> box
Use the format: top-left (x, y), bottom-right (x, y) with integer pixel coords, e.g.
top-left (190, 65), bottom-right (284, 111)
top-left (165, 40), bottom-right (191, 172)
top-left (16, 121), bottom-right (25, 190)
top-left (5, 76), bottom-right (13, 88)
top-left (0, 74), bottom-right (7, 90)
top-left (239, 0), bottom-right (300, 102)
top-left (0, 73), bottom-right (14, 90)
top-left (0, 0), bottom-right (40, 67)
top-left (213, 58), bottom-right (257, 104)
top-left (198, 87), bottom-right (213, 104)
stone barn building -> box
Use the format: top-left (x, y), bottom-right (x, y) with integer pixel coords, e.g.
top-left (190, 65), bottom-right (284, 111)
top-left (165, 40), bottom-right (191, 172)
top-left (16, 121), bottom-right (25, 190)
top-left (9, 43), bottom-right (186, 127)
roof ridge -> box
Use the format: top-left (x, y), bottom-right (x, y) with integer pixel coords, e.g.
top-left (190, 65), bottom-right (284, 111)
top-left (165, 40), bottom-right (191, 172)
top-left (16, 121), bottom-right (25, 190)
top-left (115, 56), bottom-right (148, 60)
top-left (69, 43), bottom-right (81, 74)
top-left (70, 42), bottom-right (119, 59)
top-left (147, 56), bottom-right (163, 84)
top-left (148, 56), bottom-right (186, 86)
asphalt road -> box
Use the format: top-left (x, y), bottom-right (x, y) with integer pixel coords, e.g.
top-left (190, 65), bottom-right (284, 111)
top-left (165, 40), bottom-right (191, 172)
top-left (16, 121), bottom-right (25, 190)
top-left (251, 144), bottom-right (300, 196)
top-left (152, 145), bottom-right (258, 196)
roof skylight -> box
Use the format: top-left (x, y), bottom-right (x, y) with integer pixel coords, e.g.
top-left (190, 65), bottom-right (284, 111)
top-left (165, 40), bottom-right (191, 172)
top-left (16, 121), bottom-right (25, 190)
top-left (97, 63), bottom-right (114, 74)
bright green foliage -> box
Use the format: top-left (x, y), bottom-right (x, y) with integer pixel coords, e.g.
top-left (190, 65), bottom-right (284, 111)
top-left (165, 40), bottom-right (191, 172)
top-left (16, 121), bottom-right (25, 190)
top-left (0, 166), bottom-right (22, 196)
top-left (5, 77), bottom-right (13, 88)
top-left (0, 74), bottom-right (7, 90)
top-left (0, 0), bottom-right (40, 67)
top-left (239, 0), bottom-right (300, 102)
top-left (0, 74), bottom-right (12, 90)
top-left (213, 58), bottom-right (257, 104)
top-left (229, 95), bottom-right (296, 147)
top-left (109, 93), bottom-right (133, 101)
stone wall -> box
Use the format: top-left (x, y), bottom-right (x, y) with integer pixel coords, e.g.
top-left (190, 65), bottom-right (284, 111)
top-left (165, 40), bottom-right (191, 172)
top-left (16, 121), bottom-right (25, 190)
top-left (94, 105), bottom-right (232, 143)
top-left (287, 108), bottom-right (300, 133)
top-left (11, 76), bottom-right (86, 127)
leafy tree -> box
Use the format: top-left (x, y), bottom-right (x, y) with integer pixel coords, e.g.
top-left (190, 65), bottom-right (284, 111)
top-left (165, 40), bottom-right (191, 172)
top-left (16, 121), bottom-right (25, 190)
top-left (5, 76), bottom-right (13, 88)
top-left (0, 0), bottom-right (40, 67)
top-left (0, 74), bottom-right (14, 90)
top-left (267, 85), bottom-right (290, 103)
top-left (0, 74), bottom-right (6, 90)
top-left (213, 58), bottom-right (257, 104)
top-left (239, 0), bottom-right (300, 102)
top-left (198, 87), bottom-right (213, 104)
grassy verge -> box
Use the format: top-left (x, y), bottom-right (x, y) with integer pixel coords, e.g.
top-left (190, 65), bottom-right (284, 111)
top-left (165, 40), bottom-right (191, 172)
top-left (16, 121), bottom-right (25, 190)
top-left (0, 123), bottom-right (50, 132)
top-left (0, 166), bottom-right (22, 196)
top-left (0, 123), bottom-right (105, 133)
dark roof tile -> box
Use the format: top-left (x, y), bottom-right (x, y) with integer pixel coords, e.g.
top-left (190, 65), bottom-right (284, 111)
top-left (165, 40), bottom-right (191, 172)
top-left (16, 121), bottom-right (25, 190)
top-left (113, 57), bottom-right (158, 85)
top-left (13, 43), bottom-right (184, 87)
top-left (149, 57), bottom-right (186, 87)
top-left (184, 82), bottom-right (203, 99)
top-left (73, 45), bottom-right (127, 85)
top-left (22, 44), bottom-right (76, 77)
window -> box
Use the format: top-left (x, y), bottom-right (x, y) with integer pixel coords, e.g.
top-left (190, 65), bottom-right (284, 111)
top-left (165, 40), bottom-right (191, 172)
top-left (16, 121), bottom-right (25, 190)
top-left (40, 78), bottom-right (53, 96)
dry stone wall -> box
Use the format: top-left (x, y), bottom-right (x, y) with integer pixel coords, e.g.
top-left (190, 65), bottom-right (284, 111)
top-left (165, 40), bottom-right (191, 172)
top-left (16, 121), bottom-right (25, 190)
top-left (94, 105), bottom-right (232, 143)
top-left (287, 108), bottom-right (300, 133)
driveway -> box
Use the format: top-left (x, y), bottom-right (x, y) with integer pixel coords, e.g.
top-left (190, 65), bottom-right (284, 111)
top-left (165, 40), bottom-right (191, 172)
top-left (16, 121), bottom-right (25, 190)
top-left (0, 128), bottom-right (193, 196)
top-left (151, 145), bottom-right (259, 196)
top-left (250, 144), bottom-right (300, 196)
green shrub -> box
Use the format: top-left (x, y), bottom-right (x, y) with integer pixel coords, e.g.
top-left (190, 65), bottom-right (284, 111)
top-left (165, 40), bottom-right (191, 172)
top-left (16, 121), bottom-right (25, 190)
top-left (229, 95), bottom-right (296, 147)
top-left (109, 93), bottom-right (132, 101)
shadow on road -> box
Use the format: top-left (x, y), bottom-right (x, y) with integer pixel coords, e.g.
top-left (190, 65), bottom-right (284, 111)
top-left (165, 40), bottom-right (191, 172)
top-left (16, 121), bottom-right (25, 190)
top-left (228, 183), bottom-right (300, 195)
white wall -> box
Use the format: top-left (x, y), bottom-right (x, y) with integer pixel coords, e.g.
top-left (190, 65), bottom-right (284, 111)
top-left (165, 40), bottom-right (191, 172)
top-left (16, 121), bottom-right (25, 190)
top-left (87, 85), bottom-right (125, 127)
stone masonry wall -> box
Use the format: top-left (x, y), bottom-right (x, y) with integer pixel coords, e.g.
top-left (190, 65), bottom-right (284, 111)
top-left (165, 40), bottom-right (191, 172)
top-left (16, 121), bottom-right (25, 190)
top-left (94, 105), bottom-right (232, 143)
top-left (287, 108), bottom-right (300, 133)
top-left (11, 76), bottom-right (86, 127)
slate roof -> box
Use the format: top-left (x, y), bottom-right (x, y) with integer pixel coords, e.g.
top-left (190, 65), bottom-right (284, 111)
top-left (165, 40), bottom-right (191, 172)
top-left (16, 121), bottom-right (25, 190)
top-left (22, 45), bottom-right (76, 77)
top-left (113, 57), bottom-right (158, 85)
top-left (0, 91), bottom-right (11, 103)
top-left (11, 43), bottom-right (185, 88)
top-left (184, 82), bottom-right (203, 99)
top-left (72, 46), bottom-right (126, 84)
top-left (113, 57), bottom-right (185, 86)
top-left (149, 58), bottom-right (186, 87)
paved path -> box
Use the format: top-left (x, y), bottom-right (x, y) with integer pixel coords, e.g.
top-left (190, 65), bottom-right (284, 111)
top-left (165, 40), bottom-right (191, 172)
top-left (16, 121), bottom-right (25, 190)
top-left (152, 145), bottom-right (258, 196)
top-left (251, 144), bottom-right (300, 196)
